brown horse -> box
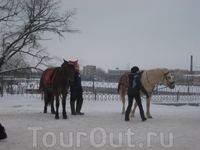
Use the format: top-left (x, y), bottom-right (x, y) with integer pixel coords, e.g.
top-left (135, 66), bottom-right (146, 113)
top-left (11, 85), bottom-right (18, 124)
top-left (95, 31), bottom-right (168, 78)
top-left (39, 59), bottom-right (76, 119)
top-left (118, 68), bottom-right (175, 118)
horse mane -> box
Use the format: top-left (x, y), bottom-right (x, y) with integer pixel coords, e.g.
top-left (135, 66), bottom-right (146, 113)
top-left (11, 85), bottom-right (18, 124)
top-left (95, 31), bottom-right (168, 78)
top-left (145, 68), bottom-right (168, 73)
top-left (144, 68), bottom-right (169, 77)
top-left (67, 63), bottom-right (76, 69)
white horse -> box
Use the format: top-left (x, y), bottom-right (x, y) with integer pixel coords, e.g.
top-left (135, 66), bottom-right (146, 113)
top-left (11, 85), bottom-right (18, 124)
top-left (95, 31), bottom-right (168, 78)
top-left (117, 68), bottom-right (175, 118)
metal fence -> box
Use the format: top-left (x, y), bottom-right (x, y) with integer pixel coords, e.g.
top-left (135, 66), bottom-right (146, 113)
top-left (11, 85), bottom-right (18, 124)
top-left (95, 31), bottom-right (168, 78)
top-left (1, 79), bottom-right (200, 102)
top-left (82, 81), bottom-right (200, 102)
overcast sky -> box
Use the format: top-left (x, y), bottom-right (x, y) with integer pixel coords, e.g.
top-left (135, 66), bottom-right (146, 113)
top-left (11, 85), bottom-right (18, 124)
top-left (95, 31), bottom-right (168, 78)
top-left (43, 0), bottom-right (200, 72)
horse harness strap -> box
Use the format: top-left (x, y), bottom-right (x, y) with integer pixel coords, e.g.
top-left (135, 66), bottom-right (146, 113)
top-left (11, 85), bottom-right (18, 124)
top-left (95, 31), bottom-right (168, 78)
top-left (145, 71), bottom-right (156, 95)
top-left (146, 71), bottom-right (155, 88)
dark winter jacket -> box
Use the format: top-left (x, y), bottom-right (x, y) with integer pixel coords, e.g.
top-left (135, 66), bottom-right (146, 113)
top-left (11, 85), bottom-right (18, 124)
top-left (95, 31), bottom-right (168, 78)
top-left (70, 71), bottom-right (83, 92)
top-left (127, 73), bottom-right (148, 96)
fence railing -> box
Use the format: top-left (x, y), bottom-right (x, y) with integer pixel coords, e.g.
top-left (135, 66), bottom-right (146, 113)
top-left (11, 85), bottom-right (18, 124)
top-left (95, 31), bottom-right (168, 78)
top-left (1, 79), bottom-right (200, 102)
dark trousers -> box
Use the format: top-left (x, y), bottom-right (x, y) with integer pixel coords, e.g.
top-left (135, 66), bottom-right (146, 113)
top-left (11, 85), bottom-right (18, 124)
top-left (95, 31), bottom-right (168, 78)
top-left (125, 93), bottom-right (146, 120)
top-left (70, 89), bottom-right (83, 114)
top-left (0, 123), bottom-right (7, 140)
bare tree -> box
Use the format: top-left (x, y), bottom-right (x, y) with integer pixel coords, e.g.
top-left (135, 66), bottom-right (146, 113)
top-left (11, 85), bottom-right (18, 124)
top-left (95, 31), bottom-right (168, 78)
top-left (96, 68), bottom-right (106, 81)
top-left (0, 0), bottom-right (79, 75)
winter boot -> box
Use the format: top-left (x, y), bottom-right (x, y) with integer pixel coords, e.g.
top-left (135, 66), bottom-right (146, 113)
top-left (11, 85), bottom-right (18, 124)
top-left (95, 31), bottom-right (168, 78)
top-left (140, 110), bottom-right (147, 122)
top-left (0, 124), bottom-right (7, 140)
top-left (70, 101), bottom-right (76, 115)
top-left (125, 111), bottom-right (130, 121)
top-left (76, 101), bottom-right (84, 115)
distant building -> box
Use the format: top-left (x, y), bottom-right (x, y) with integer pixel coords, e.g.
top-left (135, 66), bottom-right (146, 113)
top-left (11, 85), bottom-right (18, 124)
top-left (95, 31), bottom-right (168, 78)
top-left (107, 69), bottom-right (130, 82)
top-left (172, 69), bottom-right (189, 76)
top-left (82, 65), bottom-right (96, 80)
top-left (83, 65), bottom-right (96, 76)
top-left (108, 69), bottom-right (129, 76)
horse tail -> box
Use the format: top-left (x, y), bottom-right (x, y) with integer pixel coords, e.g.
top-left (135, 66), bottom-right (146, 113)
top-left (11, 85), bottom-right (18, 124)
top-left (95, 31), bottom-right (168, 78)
top-left (39, 71), bottom-right (45, 92)
top-left (39, 78), bottom-right (43, 91)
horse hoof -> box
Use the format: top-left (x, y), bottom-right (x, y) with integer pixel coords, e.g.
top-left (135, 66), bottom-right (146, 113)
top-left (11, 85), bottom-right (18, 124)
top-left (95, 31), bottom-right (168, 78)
top-left (148, 116), bottom-right (153, 119)
top-left (51, 111), bottom-right (56, 114)
top-left (122, 112), bottom-right (125, 115)
top-left (130, 115), bottom-right (135, 118)
top-left (55, 116), bottom-right (59, 119)
top-left (63, 116), bottom-right (68, 119)
top-left (43, 110), bottom-right (47, 113)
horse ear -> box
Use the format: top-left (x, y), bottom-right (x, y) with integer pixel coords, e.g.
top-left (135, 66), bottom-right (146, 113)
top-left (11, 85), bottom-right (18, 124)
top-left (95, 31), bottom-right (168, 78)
top-left (63, 59), bottom-right (69, 64)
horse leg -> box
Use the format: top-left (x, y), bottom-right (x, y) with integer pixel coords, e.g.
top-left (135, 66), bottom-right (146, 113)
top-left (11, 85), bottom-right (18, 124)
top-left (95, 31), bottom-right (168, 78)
top-left (55, 96), bottom-right (60, 119)
top-left (122, 97), bottom-right (125, 114)
top-left (146, 96), bottom-right (153, 118)
top-left (131, 102), bottom-right (138, 118)
top-left (51, 96), bottom-right (55, 114)
top-left (120, 90), bottom-right (126, 114)
top-left (62, 95), bottom-right (68, 119)
top-left (43, 92), bottom-right (47, 113)
top-left (49, 92), bottom-right (55, 114)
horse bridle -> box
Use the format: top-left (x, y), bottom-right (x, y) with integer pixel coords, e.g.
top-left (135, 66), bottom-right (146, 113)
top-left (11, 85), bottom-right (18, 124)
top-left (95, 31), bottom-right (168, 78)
top-left (162, 71), bottom-right (175, 87)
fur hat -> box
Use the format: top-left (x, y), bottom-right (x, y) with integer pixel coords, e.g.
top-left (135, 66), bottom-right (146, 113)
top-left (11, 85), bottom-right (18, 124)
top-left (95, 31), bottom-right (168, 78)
top-left (131, 66), bottom-right (139, 73)
top-left (69, 60), bottom-right (78, 67)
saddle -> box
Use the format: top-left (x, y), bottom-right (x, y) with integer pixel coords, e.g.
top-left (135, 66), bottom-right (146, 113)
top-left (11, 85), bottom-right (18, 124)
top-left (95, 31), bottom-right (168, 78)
top-left (45, 67), bottom-right (59, 84)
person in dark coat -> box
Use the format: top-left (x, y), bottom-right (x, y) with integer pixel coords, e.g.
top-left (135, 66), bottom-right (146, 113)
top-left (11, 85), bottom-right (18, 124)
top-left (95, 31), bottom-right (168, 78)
top-left (0, 123), bottom-right (7, 140)
top-left (70, 60), bottom-right (84, 115)
top-left (125, 66), bottom-right (149, 122)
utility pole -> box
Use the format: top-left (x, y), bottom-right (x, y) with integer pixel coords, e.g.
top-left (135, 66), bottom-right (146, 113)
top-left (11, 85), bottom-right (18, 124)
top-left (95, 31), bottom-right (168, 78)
top-left (190, 55), bottom-right (193, 75)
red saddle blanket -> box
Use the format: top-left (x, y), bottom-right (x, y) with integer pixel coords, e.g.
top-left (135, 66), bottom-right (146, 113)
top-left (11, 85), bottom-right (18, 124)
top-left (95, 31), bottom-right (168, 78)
top-left (45, 69), bottom-right (57, 84)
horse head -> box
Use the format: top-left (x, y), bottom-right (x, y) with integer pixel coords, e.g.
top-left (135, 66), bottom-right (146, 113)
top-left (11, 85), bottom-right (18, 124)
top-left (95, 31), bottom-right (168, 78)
top-left (161, 69), bottom-right (175, 89)
top-left (67, 63), bottom-right (76, 86)
top-left (61, 59), bottom-right (76, 86)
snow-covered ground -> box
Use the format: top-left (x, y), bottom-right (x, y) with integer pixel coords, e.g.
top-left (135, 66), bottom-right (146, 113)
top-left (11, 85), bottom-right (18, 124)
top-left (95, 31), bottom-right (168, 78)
top-left (0, 96), bottom-right (200, 150)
